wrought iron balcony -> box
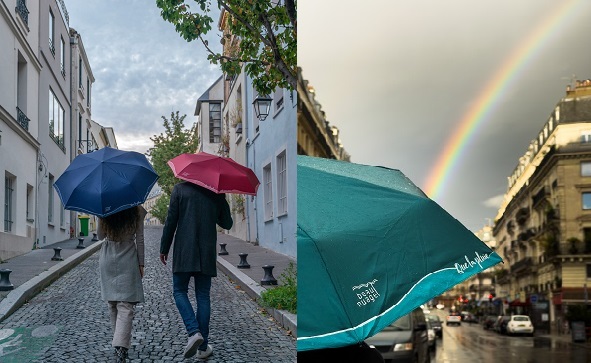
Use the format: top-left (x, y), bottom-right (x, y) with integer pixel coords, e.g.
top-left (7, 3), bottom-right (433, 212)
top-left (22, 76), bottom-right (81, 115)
top-left (532, 186), bottom-right (550, 208)
top-left (49, 38), bottom-right (55, 56)
top-left (16, 107), bottom-right (29, 131)
top-left (510, 257), bottom-right (532, 274)
top-left (15, 0), bottom-right (29, 25)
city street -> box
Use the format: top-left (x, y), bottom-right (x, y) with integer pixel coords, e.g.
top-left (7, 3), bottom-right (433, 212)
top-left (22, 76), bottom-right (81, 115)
top-left (430, 311), bottom-right (591, 363)
top-left (0, 228), bottom-right (296, 362)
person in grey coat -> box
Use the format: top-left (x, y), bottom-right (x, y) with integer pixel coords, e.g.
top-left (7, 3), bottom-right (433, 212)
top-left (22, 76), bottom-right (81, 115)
top-left (98, 205), bottom-right (147, 363)
top-left (160, 182), bottom-right (233, 359)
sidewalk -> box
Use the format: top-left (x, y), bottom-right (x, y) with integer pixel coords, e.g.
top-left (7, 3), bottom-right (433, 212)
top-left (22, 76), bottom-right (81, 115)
top-left (0, 230), bottom-right (297, 337)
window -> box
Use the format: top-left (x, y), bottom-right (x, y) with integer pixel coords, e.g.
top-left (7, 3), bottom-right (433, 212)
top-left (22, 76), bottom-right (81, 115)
top-left (26, 184), bottom-right (33, 221)
top-left (87, 78), bottom-right (90, 106)
top-left (585, 228), bottom-right (591, 254)
top-left (16, 0), bottom-right (29, 25)
top-left (79, 57), bottom-right (82, 87)
top-left (587, 264), bottom-right (591, 279)
top-left (209, 103), bottom-right (221, 143)
top-left (48, 175), bottom-right (54, 223)
top-left (263, 164), bottom-right (273, 220)
top-left (277, 152), bottom-right (287, 216)
top-left (49, 9), bottom-right (55, 55)
top-left (582, 132), bottom-right (591, 143)
top-left (273, 87), bottom-right (284, 115)
top-left (60, 203), bottom-right (65, 228)
top-left (583, 192), bottom-right (591, 210)
top-left (49, 89), bottom-right (65, 149)
top-left (582, 162), bottom-right (591, 177)
top-left (60, 36), bottom-right (65, 76)
top-left (4, 174), bottom-right (15, 232)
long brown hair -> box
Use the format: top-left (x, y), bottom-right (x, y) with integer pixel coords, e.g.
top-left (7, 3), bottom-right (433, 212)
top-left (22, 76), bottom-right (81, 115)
top-left (99, 206), bottom-right (141, 242)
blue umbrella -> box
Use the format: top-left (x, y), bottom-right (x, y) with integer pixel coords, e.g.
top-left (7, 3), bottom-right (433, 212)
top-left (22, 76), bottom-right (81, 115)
top-left (54, 147), bottom-right (158, 217)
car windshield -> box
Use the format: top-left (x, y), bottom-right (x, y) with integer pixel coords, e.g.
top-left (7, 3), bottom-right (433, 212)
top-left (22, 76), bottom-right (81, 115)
top-left (513, 316), bottom-right (530, 321)
top-left (383, 315), bottom-right (411, 331)
top-left (427, 315), bottom-right (440, 322)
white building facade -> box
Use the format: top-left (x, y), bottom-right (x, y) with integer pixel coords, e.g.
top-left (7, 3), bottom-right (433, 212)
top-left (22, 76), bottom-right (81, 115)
top-left (0, 0), bottom-right (42, 259)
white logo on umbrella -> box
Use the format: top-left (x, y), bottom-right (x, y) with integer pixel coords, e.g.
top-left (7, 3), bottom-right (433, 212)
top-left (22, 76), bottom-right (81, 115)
top-left (455, 251), bottom-right (491, 274)
top-left (353, 279), bottom-right (380, 307)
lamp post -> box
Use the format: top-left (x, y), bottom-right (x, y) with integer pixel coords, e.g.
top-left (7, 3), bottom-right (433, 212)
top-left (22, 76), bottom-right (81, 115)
top-left (253, 95), bottom-right (272, 121)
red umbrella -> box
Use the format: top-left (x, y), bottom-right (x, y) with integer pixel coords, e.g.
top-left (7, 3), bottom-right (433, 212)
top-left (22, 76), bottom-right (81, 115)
top-left (167, 152), bottom-right (260, 195)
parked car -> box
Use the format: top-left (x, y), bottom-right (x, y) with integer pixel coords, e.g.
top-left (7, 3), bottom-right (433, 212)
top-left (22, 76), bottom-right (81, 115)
top-left (426, 314), bottom-right (442, 338)
top-left (506, 315), bottom-right (534, 336)
top-left (460, 311), bottom-right (477, 323)
top-left (426, 319), bottom-right (437, 354)
top-left (493, 315), bottom-right (511, 334)
top-left (365, 308), bottom-right (431, 363)
top-left (482, 315), bottom-right (497, 330)
top-left (446, 312), bottom-right (461, 326)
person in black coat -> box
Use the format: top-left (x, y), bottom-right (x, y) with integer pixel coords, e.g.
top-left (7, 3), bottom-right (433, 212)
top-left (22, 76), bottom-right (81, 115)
top-left (160, 182), bottom-right (233, 359)
top-left (297, 342), bottom-right (385, 363)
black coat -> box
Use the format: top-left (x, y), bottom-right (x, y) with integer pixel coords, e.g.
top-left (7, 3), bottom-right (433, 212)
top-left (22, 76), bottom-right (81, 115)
top-left (160, 182), bottom-right (233, 276)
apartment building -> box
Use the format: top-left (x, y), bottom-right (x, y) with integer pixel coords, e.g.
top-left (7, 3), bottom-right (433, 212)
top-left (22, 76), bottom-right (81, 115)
top-left (297, 68), bottom-right (350, 161)
top-left (35, 0), bottom-right (73, 248)
top-left (493, 79), bottom-right (591, 333)
top-left (1, 0), bottom-right (110, 260)
top-left (0, 0), bottom-right (42, 259)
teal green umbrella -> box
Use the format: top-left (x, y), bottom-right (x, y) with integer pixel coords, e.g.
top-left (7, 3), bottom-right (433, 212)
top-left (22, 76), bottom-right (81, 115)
top-left (297, 156), bottom-right (502, 351)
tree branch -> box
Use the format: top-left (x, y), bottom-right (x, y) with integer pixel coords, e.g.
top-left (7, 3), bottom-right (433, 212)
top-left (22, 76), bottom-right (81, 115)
top-left (198, 35), bottom-right (270, 66)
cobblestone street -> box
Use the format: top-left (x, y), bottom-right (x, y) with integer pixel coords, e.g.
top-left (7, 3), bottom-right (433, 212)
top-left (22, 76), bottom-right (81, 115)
top-left (0, 227), bottom-right (296, 362)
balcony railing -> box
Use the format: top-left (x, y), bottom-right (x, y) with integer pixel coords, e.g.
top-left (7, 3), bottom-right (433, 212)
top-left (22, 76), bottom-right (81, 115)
top-left (49, 38), bottom-right (55, 56)
top-left (532, 186), bottom-right (550, 208)
top-left (15, 0), bottom-right (29, 25)
top-left (16, 107), bottom-right (30, 131)
top-left (511, 257), bottom-right (532, 274)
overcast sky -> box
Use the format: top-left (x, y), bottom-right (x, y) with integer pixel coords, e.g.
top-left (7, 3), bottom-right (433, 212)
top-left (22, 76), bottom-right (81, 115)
top-left (67, 0), bottom-right (221, 154)
top-left (299, 0), bottom-right (591, 232)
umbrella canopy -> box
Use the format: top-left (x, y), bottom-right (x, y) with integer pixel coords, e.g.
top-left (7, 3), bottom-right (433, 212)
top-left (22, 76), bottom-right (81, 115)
top-left (297, 156), bottom-right (502, 351)
top-left (167, 152), bottom-right (260, 195)
top-left (54, 147), bottom-right (158, 217)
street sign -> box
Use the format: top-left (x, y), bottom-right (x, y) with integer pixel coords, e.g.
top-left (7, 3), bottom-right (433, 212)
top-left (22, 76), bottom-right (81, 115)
top-left (530, 294), bottom-right (538, 303)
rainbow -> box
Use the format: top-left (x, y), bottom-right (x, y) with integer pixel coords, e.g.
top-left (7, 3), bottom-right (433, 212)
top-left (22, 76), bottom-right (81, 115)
top-left (423, 0), bottom-right (583, 200)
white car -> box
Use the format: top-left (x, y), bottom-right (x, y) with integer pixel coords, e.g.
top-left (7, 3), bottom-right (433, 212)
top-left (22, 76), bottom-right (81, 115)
top-left (506, 315), bottom-right (534, 336)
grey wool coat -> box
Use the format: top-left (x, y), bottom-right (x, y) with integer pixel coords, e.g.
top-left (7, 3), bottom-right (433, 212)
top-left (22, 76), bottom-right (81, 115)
top-left (98, 207), bottom-right (146, 303)
top-left (160, 182), bottom-right (233, 276)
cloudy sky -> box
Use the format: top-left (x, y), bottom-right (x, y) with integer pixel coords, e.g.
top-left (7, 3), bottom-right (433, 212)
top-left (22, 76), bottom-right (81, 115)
top-left (67, 0), bottom-right (221, 154)
top-left (299, 0), bottom-right (591, 232)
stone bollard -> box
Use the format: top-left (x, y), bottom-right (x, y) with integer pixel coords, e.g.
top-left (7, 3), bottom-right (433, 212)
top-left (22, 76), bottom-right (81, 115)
top-left (76, 237), bottom-right (86, 249)
top-left (51, 247), bottom-right (64, 261)
top-left (218, 243), bottom-right (229, 256)
top-left (0, 269), bottom-right (14, 291)
top-left (92, 233), bottom-right (98, 241)
top-left (261, 265), bottom-right (278, 286)
top-left (237, 253), bottom-right (250, 269)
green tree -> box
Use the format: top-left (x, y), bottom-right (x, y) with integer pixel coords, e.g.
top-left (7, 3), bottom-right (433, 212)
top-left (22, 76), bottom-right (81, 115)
top-left (156, 0), bottom-right (296, 96)
top-left (147, 111), bottom-right (199, 223)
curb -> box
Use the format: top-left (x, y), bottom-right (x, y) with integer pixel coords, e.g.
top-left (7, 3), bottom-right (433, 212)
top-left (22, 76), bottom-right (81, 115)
top-left (0, 240), bottom-right (104, 323)
top-left (217, 257), bottom-right (297, 337)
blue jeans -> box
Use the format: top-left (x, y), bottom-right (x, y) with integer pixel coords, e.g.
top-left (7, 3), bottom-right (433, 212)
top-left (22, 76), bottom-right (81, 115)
top-left (173, 272), bottom-right (212, 350)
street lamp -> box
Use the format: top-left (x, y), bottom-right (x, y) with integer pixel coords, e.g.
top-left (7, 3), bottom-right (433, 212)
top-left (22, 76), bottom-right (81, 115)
top-left (253, 95), bottom-right (272, 121)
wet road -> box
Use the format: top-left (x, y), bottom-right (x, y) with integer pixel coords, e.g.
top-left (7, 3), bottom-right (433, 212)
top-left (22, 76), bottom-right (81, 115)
top-left (430, 312), bottom-right (591, 363)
